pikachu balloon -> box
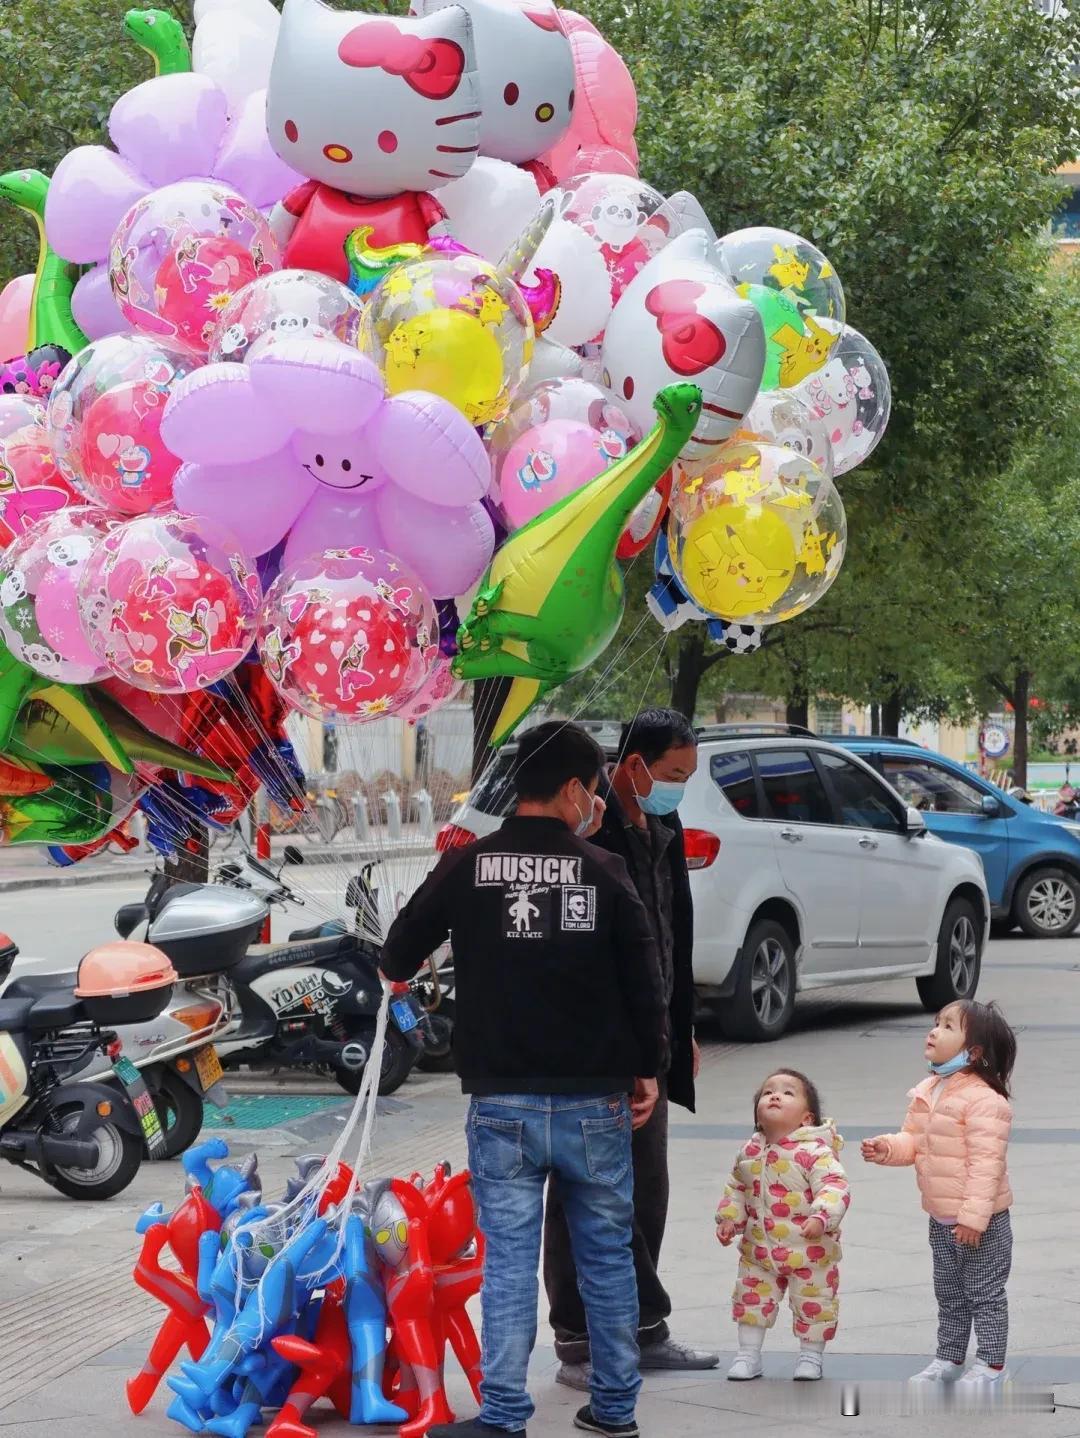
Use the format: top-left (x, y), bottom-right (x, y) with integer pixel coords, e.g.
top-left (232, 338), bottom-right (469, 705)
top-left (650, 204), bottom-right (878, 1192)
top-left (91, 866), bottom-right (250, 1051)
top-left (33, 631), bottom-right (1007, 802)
top-left (668, 442), bottom-right (847, 626)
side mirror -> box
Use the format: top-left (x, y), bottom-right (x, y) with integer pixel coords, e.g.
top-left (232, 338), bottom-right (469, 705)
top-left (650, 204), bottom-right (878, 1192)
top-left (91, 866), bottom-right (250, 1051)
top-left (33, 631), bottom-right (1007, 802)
top-left (904, 805), bottom-right (928, 837)
top-left (282, 844), bottom-right (305, 866)
top-left (980, 795), bottom-right (1001, 818)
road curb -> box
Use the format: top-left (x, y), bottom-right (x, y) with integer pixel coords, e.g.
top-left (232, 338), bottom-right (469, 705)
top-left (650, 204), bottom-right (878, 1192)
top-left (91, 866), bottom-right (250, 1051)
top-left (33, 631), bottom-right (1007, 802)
top-left (0, 840), bottom-right (437, 893)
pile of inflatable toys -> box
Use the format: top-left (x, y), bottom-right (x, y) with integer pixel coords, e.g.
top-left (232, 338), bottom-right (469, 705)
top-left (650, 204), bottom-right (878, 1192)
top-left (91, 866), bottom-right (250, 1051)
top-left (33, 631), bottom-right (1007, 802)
top-left (127, 1138), bottom-right (484, 1437)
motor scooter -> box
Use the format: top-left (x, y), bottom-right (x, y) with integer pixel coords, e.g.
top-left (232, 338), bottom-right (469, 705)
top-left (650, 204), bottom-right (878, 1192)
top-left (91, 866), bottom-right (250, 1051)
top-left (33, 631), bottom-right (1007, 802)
top-left (115, 850), bottom-right (424, 1096)
top-left (0, 934), bottom-right (174, 1198)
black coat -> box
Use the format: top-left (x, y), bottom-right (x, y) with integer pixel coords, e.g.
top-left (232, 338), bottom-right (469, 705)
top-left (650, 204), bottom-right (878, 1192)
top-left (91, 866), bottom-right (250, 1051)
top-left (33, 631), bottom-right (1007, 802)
top-left (591, 782), bottom-right (696, 1112)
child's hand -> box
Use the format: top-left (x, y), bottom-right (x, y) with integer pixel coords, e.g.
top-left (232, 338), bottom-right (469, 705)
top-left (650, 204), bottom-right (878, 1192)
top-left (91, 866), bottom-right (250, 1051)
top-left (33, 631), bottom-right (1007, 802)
top-left (801, 1216), bottom-right (825, 1241)
top-left (861, 1136), bottom-right (889, 1163)
top-left (716, 1219), bottom-right (736, 1246)
top-left (953, 1224), bottom-right (982, 1247)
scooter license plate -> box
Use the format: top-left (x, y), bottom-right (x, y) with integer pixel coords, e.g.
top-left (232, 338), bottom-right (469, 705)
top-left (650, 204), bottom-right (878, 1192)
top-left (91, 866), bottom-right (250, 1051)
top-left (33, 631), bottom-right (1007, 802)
top-left (390, 998), bottom-right (419, 1033)
top-left (193, 1044), bottom-right (224, 1092)
top-left (112, 1055), bottom-right (168, 1160)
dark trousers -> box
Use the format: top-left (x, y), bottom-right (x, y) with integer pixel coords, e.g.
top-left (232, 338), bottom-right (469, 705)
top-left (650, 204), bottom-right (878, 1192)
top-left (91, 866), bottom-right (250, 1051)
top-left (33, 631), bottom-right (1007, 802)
top-left (544, 1087), bottom-right (671, 1363)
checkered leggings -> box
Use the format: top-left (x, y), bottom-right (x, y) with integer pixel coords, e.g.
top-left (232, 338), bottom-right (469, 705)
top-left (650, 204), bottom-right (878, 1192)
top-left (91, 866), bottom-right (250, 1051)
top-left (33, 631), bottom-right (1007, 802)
top-left (928, 1209), bottom-right (1012, 1366)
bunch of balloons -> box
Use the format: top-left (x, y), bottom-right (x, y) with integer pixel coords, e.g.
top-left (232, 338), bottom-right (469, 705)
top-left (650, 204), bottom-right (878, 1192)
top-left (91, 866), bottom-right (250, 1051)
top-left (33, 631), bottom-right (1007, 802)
top-left (0, 0), bottom-right (895, 794)
top-left (128, 1138), bottom-right (485, 1438)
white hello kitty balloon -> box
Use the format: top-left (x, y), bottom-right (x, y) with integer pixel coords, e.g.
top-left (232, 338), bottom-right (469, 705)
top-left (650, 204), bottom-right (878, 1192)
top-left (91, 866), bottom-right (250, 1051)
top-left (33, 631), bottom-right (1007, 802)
top-left (266, 0), bottom-right (481, 281)
top-left (414, 0), bottom-right (574, 183)
top-left (600, 229), bottom-right (767, 464)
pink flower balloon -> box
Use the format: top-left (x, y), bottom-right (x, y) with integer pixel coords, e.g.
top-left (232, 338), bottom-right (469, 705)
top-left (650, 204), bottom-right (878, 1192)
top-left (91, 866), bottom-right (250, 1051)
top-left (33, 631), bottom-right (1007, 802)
top-left (78, 511), bottom-right (261, 693)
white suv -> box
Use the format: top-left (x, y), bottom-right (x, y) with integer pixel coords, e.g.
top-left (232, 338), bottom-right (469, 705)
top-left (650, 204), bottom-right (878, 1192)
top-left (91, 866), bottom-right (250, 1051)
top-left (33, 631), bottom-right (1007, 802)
top-left (437, 725), bottom-right (989, 1041)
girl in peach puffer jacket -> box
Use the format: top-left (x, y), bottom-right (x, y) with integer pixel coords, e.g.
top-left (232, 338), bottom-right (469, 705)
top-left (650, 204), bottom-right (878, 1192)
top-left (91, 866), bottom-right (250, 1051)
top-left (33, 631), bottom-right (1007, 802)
top-left (863, 999), bottom-right (1017, 1389)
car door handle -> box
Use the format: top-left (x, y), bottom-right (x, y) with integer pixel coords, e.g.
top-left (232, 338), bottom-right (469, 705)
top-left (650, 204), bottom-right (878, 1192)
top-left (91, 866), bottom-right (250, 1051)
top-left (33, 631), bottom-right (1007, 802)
top-left (779, 828), bottom-right (803, 843)
top-left (858, 836), bottom-right (879, 850)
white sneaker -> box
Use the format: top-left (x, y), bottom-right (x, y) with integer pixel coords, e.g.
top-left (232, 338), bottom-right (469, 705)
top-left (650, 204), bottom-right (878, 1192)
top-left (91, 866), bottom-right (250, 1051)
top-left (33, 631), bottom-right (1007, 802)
top-left (958, 1361), bottom-right (1008, 1386)
top-left (793, 1351), bottom-right (823, 1381)
top-left (909, 1357), bottom-right (965, 1383)
top-left (727, 1352), bottom-right (763, 1381)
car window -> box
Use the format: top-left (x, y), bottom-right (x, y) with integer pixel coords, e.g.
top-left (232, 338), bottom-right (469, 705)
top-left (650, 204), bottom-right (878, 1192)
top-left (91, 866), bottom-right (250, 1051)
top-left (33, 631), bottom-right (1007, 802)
top-left (819, 752), bottom-right (903, 832)
top-left (756, 749), bottom-right (833, 824)
top-left (881, 757), bottom-right (985, 815)
top-left (469, 751), bottom-right (519, 817)
top-left (710, 751), bottom-right (759, 818)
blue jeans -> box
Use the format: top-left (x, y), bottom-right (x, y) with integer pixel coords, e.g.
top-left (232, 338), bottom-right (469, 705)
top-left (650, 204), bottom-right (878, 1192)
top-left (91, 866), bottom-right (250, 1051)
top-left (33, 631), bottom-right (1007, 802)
top-left (467, 1092), bottom-right (640, 1432)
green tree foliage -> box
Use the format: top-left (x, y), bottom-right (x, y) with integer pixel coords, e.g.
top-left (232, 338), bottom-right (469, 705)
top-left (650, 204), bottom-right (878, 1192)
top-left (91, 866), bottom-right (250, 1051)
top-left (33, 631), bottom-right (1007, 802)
top-left (562, 0), bottom-right (1080, 721)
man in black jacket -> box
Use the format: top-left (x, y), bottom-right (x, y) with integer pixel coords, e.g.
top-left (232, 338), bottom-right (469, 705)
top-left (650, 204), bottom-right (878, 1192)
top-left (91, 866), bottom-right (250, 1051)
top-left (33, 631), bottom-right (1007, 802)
top-left (544, 708), bottom-right (720, 1385)
top-left (381, 721), bottom-right (668, 1438)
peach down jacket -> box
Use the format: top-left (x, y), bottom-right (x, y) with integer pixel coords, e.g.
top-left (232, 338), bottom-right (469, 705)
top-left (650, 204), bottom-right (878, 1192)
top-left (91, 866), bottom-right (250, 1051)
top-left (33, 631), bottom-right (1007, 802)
top-left (880, 1071), bottom-right (1012, 1231)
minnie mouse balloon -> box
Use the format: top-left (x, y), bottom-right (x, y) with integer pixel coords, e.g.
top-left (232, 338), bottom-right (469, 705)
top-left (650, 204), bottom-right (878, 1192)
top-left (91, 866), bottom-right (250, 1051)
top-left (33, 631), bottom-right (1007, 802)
top-left (258, 546), bottom-right (438, 722)
top-left (45, 335), bottom-right (196, 515)
top-left (108, 180), bottom-right (279, 355)
top-left (78, 511), bottom-right (261, 692)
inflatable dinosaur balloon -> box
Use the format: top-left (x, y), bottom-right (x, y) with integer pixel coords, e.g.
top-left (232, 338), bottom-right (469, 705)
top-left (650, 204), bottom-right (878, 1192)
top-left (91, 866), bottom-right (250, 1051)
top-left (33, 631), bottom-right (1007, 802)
top-left (453, 381), bottom-right (702, 744)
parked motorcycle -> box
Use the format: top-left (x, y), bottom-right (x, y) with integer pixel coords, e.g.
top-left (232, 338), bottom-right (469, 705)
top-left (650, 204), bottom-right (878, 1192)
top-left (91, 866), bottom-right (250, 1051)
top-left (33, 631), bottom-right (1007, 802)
top-left (115, 852), bottom-right (424, 1096)
top-left (3, 928), bottom-right (235, 1161)
top-left (0, 935), bottom-right (174, 1198)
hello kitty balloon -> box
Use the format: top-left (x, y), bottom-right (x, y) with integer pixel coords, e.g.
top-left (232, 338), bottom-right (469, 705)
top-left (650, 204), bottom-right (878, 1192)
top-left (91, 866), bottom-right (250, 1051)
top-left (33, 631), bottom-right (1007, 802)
top-left (600, 229), bottom-right (767, 465)
top-left (413, 0), bottom-right (574, 189)
top-left (265, 0), bottom-right (481, 283)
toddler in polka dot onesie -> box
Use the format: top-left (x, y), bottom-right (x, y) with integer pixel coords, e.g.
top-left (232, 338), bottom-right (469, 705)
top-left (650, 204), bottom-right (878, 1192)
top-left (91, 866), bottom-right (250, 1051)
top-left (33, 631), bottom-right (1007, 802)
top-left (716, 1069), bottom-right (849, 1382)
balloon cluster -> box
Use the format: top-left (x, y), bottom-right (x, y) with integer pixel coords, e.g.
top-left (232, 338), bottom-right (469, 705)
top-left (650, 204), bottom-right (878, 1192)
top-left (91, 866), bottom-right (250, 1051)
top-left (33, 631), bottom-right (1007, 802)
top-left (0, 0), bottom-right (896, 815)
top-left (128, 1138), bottom-right (485, 1438)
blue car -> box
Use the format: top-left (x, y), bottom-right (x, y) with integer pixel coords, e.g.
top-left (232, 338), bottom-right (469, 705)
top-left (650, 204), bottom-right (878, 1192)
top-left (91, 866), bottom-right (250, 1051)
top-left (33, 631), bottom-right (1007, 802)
top-left (834, 737), bottom-right (1080, 938)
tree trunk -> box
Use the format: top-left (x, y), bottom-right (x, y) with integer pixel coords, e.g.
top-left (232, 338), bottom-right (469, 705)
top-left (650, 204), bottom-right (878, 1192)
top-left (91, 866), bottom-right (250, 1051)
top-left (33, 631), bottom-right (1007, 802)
top-left (471, 677), bottom-right (513, 782)
top-left (870, 702), bottom-right (881, 733)
top-left (786, 692), bottom-right (809, 730)
top-left (1012, 669), bottom-right (1030, 790)
top-left (669, 629), bottom-right (705, 720)
top-left (881, 691), bottom-right (903, 736)
top-left (164, 825), bottom-right (209, 885)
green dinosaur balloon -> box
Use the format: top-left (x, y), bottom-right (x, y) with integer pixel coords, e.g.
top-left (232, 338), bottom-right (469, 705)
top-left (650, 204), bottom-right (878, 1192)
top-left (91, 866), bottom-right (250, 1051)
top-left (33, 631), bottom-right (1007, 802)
top-left (123, 8), bottom-right (192, 75)
top-left (0, 169), bottom-right (87, 358)
top-left (454, 381), bottom-right (702, 745)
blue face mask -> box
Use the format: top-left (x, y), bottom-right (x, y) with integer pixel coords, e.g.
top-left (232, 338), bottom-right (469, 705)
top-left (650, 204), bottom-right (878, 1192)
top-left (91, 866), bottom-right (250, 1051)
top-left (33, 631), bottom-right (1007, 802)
top-left (929, 1048), bottom-right (971, 1077)
top-left (634, 761), bottom-right (686, 816)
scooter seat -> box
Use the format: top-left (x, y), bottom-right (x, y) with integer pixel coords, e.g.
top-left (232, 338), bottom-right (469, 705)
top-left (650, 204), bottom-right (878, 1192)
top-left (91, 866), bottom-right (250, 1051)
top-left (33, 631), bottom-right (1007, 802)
top-left (28, 990), bottom-right (87, 1030)
top-left (0, 997), bottom-right (36, 1032)
top-left (288, 920), bottom-right (347, 942)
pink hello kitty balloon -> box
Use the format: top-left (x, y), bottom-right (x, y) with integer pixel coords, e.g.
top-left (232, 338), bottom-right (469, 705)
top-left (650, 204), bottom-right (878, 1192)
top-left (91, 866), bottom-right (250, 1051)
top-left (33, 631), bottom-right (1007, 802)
top-left (413, 0), bottom-right (574, 190)
top-left (265, 0), bottom-right (482, 283)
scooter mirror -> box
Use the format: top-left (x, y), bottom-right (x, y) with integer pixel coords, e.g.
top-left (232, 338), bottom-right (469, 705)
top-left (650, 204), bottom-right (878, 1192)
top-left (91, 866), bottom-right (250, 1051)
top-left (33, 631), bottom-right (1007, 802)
top-left (282, 845), bottom-right (305, 866)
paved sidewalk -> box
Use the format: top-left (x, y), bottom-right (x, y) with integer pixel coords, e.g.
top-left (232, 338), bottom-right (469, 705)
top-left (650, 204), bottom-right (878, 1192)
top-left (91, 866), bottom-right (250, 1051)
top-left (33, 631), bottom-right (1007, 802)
top-left (0, 933), bottom-right (1077, 1436)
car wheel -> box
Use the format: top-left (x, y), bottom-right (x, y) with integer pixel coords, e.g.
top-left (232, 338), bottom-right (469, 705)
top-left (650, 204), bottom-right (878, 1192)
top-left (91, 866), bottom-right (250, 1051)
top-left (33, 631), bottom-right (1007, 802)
top-left (719, 919), bottom-right (796, 1042)
top-left (917, 897), bottom-right (982, 1011)
top-left (1013, 867), bottom-right (1080, 938)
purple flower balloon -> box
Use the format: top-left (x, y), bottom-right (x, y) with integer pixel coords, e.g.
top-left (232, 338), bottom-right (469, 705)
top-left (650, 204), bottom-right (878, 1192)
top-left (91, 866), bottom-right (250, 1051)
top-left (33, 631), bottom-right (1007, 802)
top-left (162, 328), bottom-right (496, 598)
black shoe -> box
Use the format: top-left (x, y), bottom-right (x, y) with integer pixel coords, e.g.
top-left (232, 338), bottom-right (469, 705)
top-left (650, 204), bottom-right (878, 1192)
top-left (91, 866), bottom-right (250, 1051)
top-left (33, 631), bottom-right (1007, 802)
top-left (573, 1405), bottom-right (640, 1437)
top-left (427, 1422), bottom-right (526, 1437)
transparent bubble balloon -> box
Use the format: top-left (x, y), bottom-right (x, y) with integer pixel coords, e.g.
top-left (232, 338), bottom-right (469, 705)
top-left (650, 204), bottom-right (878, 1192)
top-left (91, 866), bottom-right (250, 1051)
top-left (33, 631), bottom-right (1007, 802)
top-left (0, 507), bottom-right (114, 682)
top-left (358, 252), bottom-right (533, 427)
top-left (790, 325), bottom-right (891, 476)
top-left (258, 547), bottom-right (439, 724)
top-left (668, 442), bottom-right (847, 626)
top-left (78, 510), bottom-right (261, 692)
top-left (716, 226), bottom-right (844, 391)
top-left (108, 180), bottom-right (280, 356)
top-left (487, 376), bottom-right (639, 529)
top-left (0, 403), bottom-right (82, 544)
top-left (555, 172), bottom-right (680, 304)
top-left (730, 390), bottom-right (834, 479)
top-left (0, 394), bottom-right (45, 440)
top-left (209, 270), bottom-right (364, 364)
top-left (45, 335), bottom-right (196, 514)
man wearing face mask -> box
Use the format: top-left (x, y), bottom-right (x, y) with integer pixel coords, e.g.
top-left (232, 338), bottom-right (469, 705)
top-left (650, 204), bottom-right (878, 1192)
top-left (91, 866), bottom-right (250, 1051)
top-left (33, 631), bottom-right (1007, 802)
top-left (381, 720), bottom-right (667, 1438)
top-left (545, 708), bottom-right (719, 1385)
